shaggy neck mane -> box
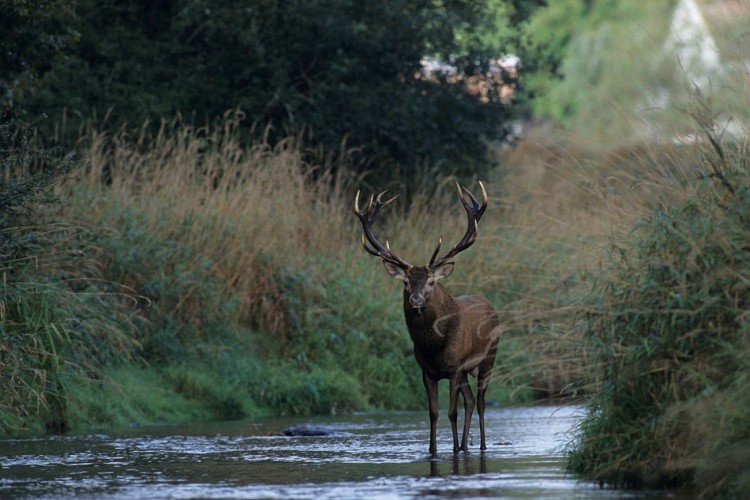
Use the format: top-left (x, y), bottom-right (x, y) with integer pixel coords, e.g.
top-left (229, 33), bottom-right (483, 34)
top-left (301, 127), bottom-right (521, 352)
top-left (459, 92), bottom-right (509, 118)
top-left (403, 284), bottom-right (460, 351)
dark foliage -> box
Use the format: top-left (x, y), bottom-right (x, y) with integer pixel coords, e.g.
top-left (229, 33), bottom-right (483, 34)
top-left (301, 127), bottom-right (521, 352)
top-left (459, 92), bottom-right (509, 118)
top-left (18, 0), bottom-right (547, 186)
top-left (0, 115), bottom-right (79, 241)
top-left (0, 0), bottom-right (79, 114)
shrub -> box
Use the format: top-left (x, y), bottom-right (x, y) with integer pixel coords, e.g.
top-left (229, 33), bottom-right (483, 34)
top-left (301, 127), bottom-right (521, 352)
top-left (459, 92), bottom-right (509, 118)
top-left (0, 117), bottom-right (142, 433)
top-left (569, 134), bottom-right (750, 496)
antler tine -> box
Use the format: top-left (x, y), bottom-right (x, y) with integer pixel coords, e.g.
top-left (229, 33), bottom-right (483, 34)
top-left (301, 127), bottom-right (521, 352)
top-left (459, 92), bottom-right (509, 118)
top-left (354, 189), bottom-right (412, 269)
top-left (429, 181), bottom-right (488, 269)
top-left (428, 236), bottom-right (443, 267)
top-left (457, 180), bottom-right (487, 222)
top-left (360, 234), bottom-right (380, 257)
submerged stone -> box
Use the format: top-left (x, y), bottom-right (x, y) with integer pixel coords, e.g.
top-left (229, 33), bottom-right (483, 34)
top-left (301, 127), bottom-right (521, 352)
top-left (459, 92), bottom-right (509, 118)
top-left (281, 426), bottom-right (335, 437)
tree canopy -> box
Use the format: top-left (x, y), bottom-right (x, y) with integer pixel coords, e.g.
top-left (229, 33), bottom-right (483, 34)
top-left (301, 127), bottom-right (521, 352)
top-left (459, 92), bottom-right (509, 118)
top-left (7, 0), bottom-right (550, 184)
top-left (0, 0), bottom-right (79, 114)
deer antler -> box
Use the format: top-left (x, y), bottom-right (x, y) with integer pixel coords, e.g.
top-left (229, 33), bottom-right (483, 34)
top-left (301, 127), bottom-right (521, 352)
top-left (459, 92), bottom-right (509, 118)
top-left (428, 181), bottom-right (487, 269)
top-left (354, 190), bottom-right (413, 269)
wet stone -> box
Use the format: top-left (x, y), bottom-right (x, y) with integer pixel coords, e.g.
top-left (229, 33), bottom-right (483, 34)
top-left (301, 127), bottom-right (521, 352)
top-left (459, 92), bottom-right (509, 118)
top-left (281, 426), bottom-right (336, 437)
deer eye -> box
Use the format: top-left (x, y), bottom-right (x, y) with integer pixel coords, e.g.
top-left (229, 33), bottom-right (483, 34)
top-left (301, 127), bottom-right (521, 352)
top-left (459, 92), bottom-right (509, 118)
top-left (426, 279), bottom-right (435, 287)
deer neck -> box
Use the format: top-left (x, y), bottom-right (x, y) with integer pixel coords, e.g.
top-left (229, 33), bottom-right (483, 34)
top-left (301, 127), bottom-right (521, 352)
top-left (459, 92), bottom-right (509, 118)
top-left (403, 284), bottom-right (460, 351)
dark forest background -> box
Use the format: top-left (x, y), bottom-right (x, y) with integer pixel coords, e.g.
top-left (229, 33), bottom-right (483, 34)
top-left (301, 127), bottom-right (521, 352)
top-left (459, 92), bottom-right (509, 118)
top-left (2, 0), bottom-right (551, 186)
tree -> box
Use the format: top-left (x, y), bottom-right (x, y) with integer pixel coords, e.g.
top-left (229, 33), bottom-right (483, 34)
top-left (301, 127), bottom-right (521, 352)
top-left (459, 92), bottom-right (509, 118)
top-left (0, 0), bottom-right (79, 116)
top-left (21, 0), bottom-right (550, 185)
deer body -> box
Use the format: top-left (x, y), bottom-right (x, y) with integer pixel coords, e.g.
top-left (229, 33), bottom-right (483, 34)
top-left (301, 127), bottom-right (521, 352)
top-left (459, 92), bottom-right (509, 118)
top-left (405, 290), bottom-right (496, 377)
top-left (355, 182), bottom-right (500, 455)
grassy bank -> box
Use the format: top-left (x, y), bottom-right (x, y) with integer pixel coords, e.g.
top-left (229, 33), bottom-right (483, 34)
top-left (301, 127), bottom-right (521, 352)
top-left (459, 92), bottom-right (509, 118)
top-left (2, 117), bottom-right (400, 433)
top-left (2, 115), bottom-right (577, 435)
top-left (567, 131), bottom-right (750, 496)
top-left (5, 105), bottom-right (648, 434)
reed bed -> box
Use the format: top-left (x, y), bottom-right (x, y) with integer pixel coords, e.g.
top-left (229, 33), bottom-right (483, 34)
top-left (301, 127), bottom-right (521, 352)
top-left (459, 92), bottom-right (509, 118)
top-left (60, 114), bottom-right (706, 408)
top-left (563, 130), bottom-right (750, 496)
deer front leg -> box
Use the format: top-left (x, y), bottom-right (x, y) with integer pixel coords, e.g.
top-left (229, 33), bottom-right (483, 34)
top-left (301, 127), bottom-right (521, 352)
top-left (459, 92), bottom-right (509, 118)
top-left (477, 380), bottom-right (489, 451)
top-left (423, 372), bottom-right (439, 456)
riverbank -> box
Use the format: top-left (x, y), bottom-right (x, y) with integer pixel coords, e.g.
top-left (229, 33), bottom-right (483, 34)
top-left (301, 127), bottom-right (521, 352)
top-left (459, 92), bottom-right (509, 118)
top-left (5, 111), bottom-right (629, 437)
top-left (3, 118), bottom-right (552, 436)
top-left (566, 133), bottom-right (750, 497)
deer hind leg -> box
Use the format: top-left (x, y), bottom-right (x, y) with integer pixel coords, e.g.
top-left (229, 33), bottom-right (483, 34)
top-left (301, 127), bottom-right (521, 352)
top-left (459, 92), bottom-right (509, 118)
top-left (458, 373), bottom-right (475, 452)
top-left (477, 343), bottom-right (498, 450)
top-left (449, 371), bottom-right (473, 453)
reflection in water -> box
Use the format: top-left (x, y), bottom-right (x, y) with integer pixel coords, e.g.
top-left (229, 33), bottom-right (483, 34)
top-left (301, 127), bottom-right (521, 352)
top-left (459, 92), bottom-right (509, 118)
top-left (429, 454), bottom-right (488, 477)
top-left (0, 405), bottom-right (679, 499)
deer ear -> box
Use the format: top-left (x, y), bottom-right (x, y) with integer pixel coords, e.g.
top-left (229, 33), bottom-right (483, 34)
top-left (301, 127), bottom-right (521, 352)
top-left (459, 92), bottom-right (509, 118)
top-left (433, 262), bottom-right (454, 280)
top-left (382, 261), bottom-right (408, 281)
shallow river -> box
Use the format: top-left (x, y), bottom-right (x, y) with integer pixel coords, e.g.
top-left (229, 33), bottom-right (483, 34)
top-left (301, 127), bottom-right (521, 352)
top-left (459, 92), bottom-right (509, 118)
top-left (0, 405), bottom-right (683, 499)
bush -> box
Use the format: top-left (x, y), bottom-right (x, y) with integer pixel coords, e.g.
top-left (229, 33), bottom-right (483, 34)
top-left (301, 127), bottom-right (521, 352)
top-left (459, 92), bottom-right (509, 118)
top-left (569, 134), bottom-right (750, 496)
top-left (0, 117), bottom-right (143, 433)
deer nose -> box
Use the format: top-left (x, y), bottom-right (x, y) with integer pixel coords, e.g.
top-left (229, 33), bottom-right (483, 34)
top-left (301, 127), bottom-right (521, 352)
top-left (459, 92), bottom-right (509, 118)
top-left (409, 294), bottom-right (425, 308)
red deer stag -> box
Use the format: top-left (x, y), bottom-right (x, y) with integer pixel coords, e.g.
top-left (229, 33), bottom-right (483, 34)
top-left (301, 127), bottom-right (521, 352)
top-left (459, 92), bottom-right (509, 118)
top-left (354, 182), bottom-right (500, 455)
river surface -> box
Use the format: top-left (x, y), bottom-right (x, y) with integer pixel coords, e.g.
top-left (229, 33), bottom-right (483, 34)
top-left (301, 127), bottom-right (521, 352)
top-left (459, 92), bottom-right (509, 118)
top-left (0, 405), bottom-right (685, 499)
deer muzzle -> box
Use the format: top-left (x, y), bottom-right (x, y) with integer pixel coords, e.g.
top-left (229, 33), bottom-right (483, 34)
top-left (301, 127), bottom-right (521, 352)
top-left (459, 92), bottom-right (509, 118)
top-left (409, 293), bottom-right (426, 309)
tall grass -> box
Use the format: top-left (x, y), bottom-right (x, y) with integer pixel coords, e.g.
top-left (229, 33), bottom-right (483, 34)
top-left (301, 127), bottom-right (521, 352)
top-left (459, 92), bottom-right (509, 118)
top-left (8, 110), bottom-right (633, 431)
top-left (490, 126), bottom-right (711, 398)
top-left (64, 115), bottom-right (396, 417)
top-left (0, 117), bottom-right (145, 433)
top-left (59, 113), bottom-right (563, 421)
top-left (567, 129), bottom-right (750, 496)
top-left (77, 116), bottom-right (348, 343)
top-left (0, 237), bottom-right (144, 432)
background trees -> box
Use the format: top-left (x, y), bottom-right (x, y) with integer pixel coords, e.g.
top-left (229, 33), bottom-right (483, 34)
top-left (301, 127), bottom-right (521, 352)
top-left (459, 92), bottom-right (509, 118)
top-left (0, 0), bottom-right (79, 115)
top-left (11, 0), bottom-right (548, 185)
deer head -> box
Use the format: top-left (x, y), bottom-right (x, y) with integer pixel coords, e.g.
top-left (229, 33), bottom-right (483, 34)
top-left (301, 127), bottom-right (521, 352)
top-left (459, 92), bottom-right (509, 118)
top-left (354, 181), bottom-right (487, 311)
